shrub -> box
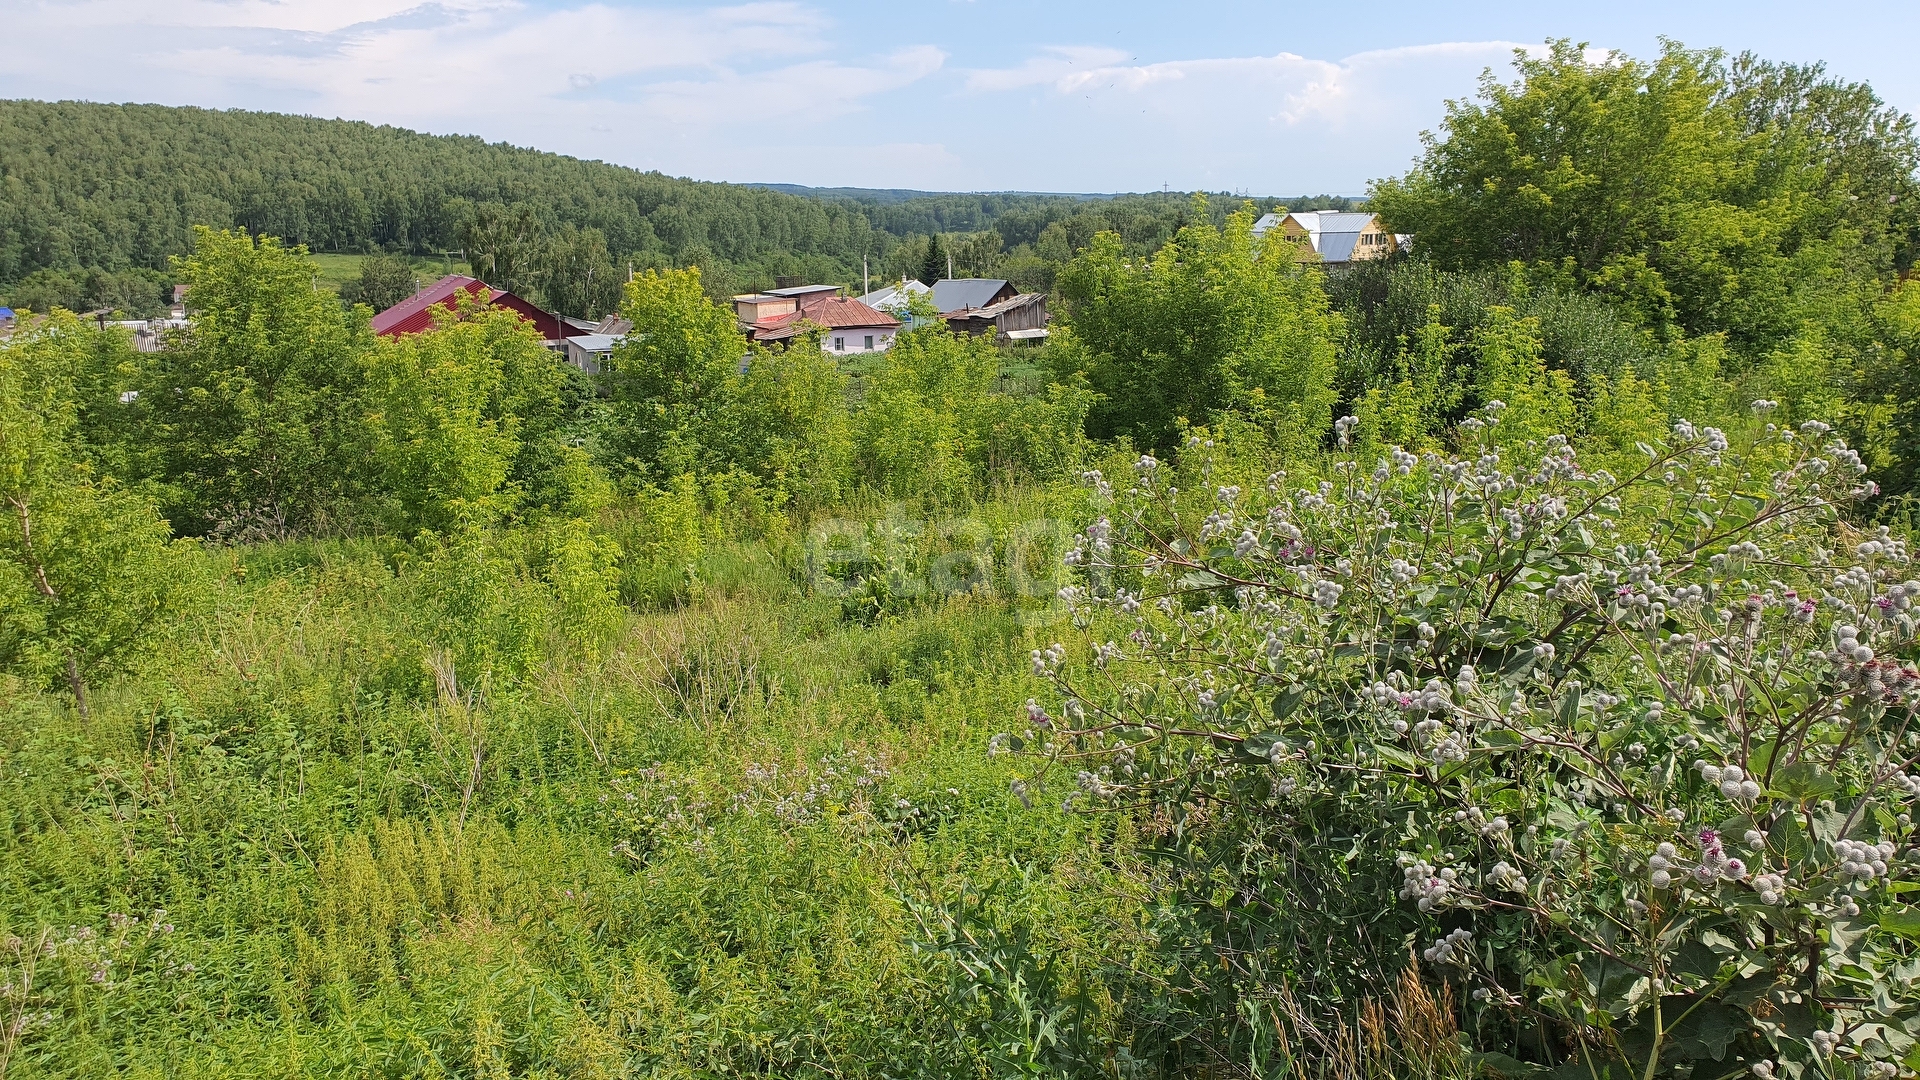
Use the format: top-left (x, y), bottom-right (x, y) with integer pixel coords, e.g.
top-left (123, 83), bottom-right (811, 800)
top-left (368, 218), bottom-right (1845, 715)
top-left (0, 312), bottom-right (186, 715)
top-left (1014, 407), bottom-right (1920, 1079)
top-left (856, 328), bottom-right (1092, 500)
top-left (599, 267), bottom-right (748, 480)
top-left (362, 297), bottom-right (547, 532)
top-left (1058, 203), bottom-right (1340, 455)
top-left (145, 227), bottom-right (372, 536)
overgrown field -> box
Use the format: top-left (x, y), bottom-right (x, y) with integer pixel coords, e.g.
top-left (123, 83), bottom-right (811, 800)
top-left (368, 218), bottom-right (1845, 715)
top-left (0, 495), bottom-right (1150, 1076)
top-left (10, 38), bottom-right (1920, 1078)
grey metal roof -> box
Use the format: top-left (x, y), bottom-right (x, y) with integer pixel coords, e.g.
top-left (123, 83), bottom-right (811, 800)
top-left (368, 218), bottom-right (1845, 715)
top-left (1315, 231), bottom-right (1363, 264)
top-left (565, 333), bottom-right (621, 353)
top-left (1288, 211), bottom-right (1377, 235)
top-left (933, 278), bottom-right (1011, 313)
top-left (859, 280), bottom-right (930, 310)
top-left (1250, 213), bottom-right (1284, 237)
top-left (766, 284), bottom-right (840, 298)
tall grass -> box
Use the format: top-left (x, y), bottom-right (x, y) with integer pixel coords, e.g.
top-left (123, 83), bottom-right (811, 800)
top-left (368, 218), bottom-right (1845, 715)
top-left (0, 492), bottom-right (1136, 1077)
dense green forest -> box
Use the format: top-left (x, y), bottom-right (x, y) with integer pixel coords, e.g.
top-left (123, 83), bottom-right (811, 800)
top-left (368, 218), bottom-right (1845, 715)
top-left (5, 39), bottom-right (1920, 1079)
top-left (0, 100), bottom-right (1349, 317)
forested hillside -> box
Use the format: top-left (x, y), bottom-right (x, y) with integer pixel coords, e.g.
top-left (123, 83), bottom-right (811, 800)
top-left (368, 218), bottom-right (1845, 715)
top-left (0, 100), bottom-right (1343, 316)
top-left (0, 100), bottom-right (881, 307)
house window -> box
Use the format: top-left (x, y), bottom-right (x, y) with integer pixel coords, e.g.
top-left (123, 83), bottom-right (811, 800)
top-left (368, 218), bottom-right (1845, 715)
top-left (864, 335), bottom-right (874, 350)
top-left (834, 337), bottom-right (844, 351)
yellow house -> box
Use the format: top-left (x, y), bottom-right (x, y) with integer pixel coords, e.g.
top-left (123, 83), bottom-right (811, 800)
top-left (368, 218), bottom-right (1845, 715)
top-left (1252, 210), bottom-right (1404, 265)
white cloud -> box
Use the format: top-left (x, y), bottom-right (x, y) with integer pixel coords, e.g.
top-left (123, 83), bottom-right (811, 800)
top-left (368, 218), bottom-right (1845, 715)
top-left (0, 0), bottom-right (1531, 190)
top-left (637, 46), bottom-right (946, 125)
top-left (965, 41), bottom-right (1527, 124)
top-left (955, 40), bottom-right (1529, 191)
top-left (0, 1), bottom-right (938, 156)
top-left (963, 46), bottom-right (1131, 93)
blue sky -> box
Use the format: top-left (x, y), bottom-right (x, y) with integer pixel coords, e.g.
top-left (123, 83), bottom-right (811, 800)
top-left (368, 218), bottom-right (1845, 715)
top-left (5, 0), bottom-right (1918, 194)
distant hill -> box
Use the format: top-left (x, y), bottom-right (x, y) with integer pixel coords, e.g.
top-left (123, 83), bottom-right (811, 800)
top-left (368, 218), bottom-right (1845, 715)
top-left (0, 99), bottom-right (1365, 309)
top-left (749, 184), bottom-right (1121, 204)
top-left (0, 99), bottom-right (887, 289)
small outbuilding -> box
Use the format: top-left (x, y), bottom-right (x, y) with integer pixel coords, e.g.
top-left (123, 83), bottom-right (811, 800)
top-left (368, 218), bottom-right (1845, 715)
top-left (932, 278), bottom-right (1017, 314)
top-left (940, 292), bottom-right (1049, 343)
top-left (563, 334), bottom-right (620, 374)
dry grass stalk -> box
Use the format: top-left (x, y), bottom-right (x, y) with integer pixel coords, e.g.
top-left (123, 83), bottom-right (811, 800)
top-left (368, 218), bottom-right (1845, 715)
top-left (1264, 958), bottom-right (1466, 1080)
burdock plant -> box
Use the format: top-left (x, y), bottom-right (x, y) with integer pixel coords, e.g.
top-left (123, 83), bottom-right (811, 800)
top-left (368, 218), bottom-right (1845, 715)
top-left (1008, 405), bottom-right (1919, 1080)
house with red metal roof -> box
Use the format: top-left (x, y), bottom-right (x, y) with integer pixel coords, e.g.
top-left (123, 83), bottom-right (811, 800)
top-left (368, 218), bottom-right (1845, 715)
top-left (369, 274), bottom-right (565, 342)
top-left (741, 291), bottom-right (900, 355)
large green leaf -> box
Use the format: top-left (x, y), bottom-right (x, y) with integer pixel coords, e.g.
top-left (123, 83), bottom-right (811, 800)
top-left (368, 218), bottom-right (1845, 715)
top-left (1879, 907), bottom-right (1920, 942)
top-left (1669, 999), bottom-right (1744, 1061)
top-left (1770, 761), bottom-right (1839, 801)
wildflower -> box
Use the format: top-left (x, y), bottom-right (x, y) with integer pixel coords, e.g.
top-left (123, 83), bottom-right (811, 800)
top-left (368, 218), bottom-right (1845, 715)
top-left (1836, 838), bottom-right (1893, 881)
top-left (1334, 415), bottom-right (1358, 448)
top-left (1030, 643), bottom-right (1066, 676)
top-left (1398, 857), bottom-right (1457, 912)
top-left (1422, 928), bottom-right (1474, 965)
top-left (1486, 861), bottom-right (1528, 893)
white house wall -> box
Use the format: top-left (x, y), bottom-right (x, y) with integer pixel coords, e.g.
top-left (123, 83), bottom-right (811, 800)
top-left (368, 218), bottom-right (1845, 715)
top-left (822, 329), bottom-right (897, 355)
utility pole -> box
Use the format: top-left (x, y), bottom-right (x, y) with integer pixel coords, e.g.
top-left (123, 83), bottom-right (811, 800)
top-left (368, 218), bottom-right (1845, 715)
top-left (863, 254), bottom-right (869, 296)
top-left (947, 251), bottom-right (953, 280)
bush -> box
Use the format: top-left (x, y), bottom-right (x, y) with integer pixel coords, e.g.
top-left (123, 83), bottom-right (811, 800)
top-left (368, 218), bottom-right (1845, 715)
top-left (857, 328), bottom-right (1092, 501)
top-left (336, 252), bottom-right (417, 313)
top-left (0, 312), bottom-right (186, 715)
top-left (1058, 202), bottom-right (1340, 455)
top-left (143, 228), bottom-right (373, 536)
top-left (362, 293), bottom-right (570, 533)
top-left (1015, 407), bottom-right (1920, 1079)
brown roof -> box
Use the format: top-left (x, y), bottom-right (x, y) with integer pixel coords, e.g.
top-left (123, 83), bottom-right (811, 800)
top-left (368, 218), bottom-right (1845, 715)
top-left (748, 297), bottom-right (899, 341)
top-left (939, 292), bottom-right (1046, 321)
top-left (800, 297), bottom-right (900, 330)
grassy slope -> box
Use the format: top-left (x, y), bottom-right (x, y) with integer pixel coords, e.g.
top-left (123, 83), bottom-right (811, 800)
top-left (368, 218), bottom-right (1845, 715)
top-left (306, 253), bottom-right (464, 293)
top-left (0, 493), bottom-right (1130, 1077)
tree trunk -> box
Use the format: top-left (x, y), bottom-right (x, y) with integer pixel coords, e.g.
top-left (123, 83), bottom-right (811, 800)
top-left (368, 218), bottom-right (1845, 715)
top-left (65, 652), bottom-right (88, 720)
